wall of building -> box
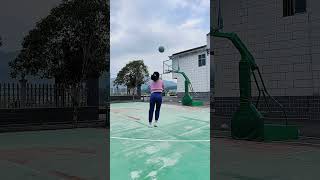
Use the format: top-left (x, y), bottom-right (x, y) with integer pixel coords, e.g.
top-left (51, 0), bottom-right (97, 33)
top-left (212, 0), bottom-right (320, 131)
top-left (171, 48), bottom-right (210, 94)
top-left (213, 0), bottom-right (320, 97)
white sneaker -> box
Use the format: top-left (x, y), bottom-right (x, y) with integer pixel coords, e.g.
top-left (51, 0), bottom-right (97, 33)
top-left (154, 121), bottom-right (158, 127)
top-left (148, 123), bottom-right (152, 128)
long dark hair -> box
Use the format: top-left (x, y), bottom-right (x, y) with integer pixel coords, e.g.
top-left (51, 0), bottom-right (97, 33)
top-left (151, 72), bottom-right (160, 81)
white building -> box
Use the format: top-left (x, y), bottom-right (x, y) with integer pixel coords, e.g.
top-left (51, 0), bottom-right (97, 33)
top-left (168, 34), bottom-right (211, 99)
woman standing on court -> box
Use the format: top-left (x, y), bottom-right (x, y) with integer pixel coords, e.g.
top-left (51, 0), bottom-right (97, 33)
top-left (148, 72), bottom-right (164, 128)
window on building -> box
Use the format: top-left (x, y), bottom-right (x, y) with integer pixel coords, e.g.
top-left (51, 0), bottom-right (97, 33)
top-left (295, 0), bottom-right (306, 13)
top-left (283, 0), bottom-right (306, 17)
top-left (283, 0), bottom-right (294, 16)
top-left (198, 54), bottom-right (206, 67)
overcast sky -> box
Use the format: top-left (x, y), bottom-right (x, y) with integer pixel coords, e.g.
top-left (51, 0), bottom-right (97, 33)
top-left (0, 0), bottom-right (209, 80)
top-left (110, 0), bottom-right (209, 80)
top-left (0, 0), bottom-right (60, 52)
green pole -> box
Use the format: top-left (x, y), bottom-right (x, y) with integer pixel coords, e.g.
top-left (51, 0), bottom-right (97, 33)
top-left (211, 29), bottom-right (264, 140)
top-left (171, 70), bottom-right (193, 106)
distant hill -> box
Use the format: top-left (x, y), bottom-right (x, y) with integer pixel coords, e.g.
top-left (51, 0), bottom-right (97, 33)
top-left (109, 77), bottom-right (177, 91)
top-left (141, 80), bottom-right (177, 91)
top-left (163, 80), bottom-right (177, 88)
top-left (109, 77), bottom-right (126, 89)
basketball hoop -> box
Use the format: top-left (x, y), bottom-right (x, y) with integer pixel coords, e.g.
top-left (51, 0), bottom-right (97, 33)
top-left (162, 59), bottom-right (179, 74)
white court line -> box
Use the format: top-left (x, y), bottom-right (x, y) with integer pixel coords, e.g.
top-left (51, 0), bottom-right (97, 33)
top-left (179, 124), bottom-right (209, 136)
top-left (111, 136), bottom-right (209, 142)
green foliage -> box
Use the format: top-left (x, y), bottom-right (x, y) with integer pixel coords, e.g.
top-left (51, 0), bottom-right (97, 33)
top-left (9, 0), bottom-right (109, 85)
top-left (114, 60), bottom-right (149, 95)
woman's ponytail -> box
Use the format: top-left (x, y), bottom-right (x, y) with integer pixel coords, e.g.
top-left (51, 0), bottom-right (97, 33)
top-left (151, 72), bottom-right (160, 81)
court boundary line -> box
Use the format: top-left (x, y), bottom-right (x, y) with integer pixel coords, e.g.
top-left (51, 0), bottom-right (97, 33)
top-left (179, 124), bottom-right (210, 136)
top-left (110, 136), bottom-right (210, 142)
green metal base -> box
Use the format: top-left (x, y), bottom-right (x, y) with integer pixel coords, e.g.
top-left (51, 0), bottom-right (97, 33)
top-left (181, 100), bottom-right (204, 106)
top-left (231, 103), bottom-right (264, 140)
top-left (231, 102), bottom-right (299, 141)
top-left (263, 124), bottom-right (299, 142)
top-left (191, 101), bottom-right (204, 106)
top-left (182, 94), bottom-right (193, 106)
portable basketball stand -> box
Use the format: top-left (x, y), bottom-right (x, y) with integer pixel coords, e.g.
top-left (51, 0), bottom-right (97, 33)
top-left (210, 0), bottom-right (299, 141)
top-left (163, 59), bottom-right (203, 106)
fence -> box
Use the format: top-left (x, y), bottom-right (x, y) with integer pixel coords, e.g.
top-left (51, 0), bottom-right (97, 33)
top-left (0, 81), bottom-right (88, 109)
top-left (110, 87), bottom-right (128, 96)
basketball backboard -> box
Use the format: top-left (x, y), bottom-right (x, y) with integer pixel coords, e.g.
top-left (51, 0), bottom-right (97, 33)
top-left (163, 59), bottom-right (179, 74)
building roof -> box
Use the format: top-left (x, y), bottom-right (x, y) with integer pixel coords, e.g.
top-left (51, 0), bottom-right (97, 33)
top-left (171, 45), bottom-right (206, 57)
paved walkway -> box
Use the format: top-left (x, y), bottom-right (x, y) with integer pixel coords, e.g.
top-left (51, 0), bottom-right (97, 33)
top-left (0, 128), bottom-right (107, 180)
top-left (213, 137), bottom-right (320, 180)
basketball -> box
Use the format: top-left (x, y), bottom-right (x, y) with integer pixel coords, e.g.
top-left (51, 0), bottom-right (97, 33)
top-left (158, 46), bottom-right (165, 53)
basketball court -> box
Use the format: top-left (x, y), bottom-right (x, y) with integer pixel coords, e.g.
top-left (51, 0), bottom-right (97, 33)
top-left (110, 102), bottom-right (210, 179)
top-left (0, 103), bottom-right (319, 179)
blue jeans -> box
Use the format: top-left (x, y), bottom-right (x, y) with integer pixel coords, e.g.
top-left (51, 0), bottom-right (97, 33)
top-left (149, 92), bottom-right (162, 123)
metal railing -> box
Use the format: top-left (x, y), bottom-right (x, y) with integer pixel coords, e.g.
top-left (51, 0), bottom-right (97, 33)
top-left (0, 82), bottom-right (88, 108)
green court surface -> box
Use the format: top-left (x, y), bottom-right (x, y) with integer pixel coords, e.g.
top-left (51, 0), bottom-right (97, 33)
top-left (110, 102), bottom-right (210, 180)
top-left (0, 128), bottom-right (107, 180)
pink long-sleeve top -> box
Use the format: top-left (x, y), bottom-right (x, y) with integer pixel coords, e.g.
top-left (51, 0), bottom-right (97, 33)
top-left (149, 80), bottom-right (164, 93)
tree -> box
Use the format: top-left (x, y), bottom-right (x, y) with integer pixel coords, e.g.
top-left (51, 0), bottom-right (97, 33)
top-left (114, 60), bottom-right (149, 99)
top-left (9, 0), bottom-right (109, 125)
